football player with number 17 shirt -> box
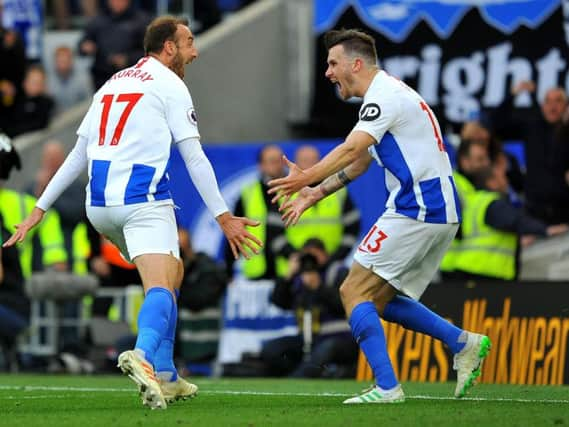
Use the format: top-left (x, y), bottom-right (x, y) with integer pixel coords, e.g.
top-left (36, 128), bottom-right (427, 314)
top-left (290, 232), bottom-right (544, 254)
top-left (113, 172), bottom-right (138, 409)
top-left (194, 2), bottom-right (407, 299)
top-left (4, 16), bottom-right (262, 409)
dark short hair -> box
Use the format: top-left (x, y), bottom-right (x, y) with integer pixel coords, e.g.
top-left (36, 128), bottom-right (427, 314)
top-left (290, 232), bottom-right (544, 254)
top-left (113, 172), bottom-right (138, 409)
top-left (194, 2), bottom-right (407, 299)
top-left (302, 238), bottom-right (326, 251)
top-left (323, 29), bottom-right (377, 64)
top-left (256, 144), bottom-right (281, 164)
top-left (144, 16), bottom-right (189, 55)
top-left (457, 139), bottom-right (487, 160)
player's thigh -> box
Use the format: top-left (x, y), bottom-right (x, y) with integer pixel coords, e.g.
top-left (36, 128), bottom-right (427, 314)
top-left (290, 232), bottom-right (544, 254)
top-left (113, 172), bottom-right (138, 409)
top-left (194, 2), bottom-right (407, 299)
top-left (354, 212), bottom-right (456, 301)
top-left (122, 202), bottom-right (180, 260)
top-left (86, 206), bottom-right (130, 257)
top-left (123, 203), bottom-right (181, 292)
top-left (340, 261), bottom-right (389, 316)
top-left (399, 222), bottom-right (458, 297)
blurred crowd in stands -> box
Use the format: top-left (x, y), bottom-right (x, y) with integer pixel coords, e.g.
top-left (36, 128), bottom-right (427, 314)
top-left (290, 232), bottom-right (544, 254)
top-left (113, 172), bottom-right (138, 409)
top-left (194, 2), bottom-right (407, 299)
top-left (0, 0), bottom-right (568, 380)
top-left (0, 0), bottom-right (256, 136)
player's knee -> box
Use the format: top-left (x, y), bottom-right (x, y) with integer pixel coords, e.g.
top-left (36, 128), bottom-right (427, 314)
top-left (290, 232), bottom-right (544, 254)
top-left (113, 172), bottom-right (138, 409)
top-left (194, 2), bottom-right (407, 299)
top-left (372, 285), bottom-right (397, 316)
top-left (339, 280), bottom-right (353, 305)
top-left (176, 259), bottom-right (184, 286)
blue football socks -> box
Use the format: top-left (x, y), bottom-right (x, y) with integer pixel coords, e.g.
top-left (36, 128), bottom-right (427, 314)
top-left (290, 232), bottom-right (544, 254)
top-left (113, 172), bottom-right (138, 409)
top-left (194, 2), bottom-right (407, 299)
top-left (134, 287), bottom-right (174, 365)
top-left (154, 289), bottom-right (180, 381)
top-left (383, 295), bottom-right (465, 354)
top-left (349, 301), bottom-right (398, 390)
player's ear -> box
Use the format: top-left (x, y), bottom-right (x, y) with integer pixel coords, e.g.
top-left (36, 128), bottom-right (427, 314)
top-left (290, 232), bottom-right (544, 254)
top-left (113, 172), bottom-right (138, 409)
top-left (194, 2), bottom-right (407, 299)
top-left (164, 40), bottom-right (175, 55)
top-left (352, 58), bottom-right (363, 73)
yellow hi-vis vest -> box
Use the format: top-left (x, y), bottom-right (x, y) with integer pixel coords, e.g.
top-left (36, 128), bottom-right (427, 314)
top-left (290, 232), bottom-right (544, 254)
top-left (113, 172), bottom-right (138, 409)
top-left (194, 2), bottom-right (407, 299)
top-left (71, 222), bottom-right (90, 275)
top-left (240, 181), bottom-right (288, 279)
top-left (0, 188), bottom-right (67, 278)
top-left (453, 171), bottom-right (475, 201)
top-left (452, 190), bottom-right (517, 279)
top-left (440, 171), bottom-right (473, 273)
top-left (285, 188), bottom-right (346, 254)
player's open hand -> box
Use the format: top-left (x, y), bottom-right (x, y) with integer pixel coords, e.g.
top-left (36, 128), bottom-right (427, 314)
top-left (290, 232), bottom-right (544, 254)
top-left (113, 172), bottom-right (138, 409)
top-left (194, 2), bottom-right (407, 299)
top-left (217, 212), bottom-right (263, 260)
top-left (280, 186), bottom-right (321, 227)
top-left (3, 207), bottom-right (45, 248)
top-left (267, 155), bottom-right (310, 204)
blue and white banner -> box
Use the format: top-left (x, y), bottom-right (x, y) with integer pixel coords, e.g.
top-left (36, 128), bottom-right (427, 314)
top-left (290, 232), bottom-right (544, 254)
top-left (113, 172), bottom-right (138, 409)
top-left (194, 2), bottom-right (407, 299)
top-left (315, 0), bottom-right (560, 40)
top-left (1, 0), bottom-right (43, 60)
top-left (310, 1), bottom-right (569, 133)
top-left (217, 278), bottom-right (298, 364)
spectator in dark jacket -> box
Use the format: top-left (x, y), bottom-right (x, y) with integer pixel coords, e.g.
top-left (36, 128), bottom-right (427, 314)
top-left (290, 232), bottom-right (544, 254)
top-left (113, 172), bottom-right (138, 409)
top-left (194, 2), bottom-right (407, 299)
top-left (489, 81), bottom-right (569, 224)
top-left (78, 0), bottom-right (151, 89)
top-left (0, 143), bottom-right (27, 369)
top-left (456, 165), bottom-right (569, 280)
top-left (0, 27), bottom-right (26, 120)
top-left (0, 65), bottom-right (54, 138)
top-left (0, 219), bottom-right (29, 352)
top-left (178, 228), bottom-right (227, 312)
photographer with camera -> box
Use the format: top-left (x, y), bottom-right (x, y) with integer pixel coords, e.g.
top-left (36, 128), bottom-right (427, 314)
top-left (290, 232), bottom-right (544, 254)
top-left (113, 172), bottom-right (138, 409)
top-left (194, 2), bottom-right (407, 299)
top-left (260, 238), bottom-right (358, 378)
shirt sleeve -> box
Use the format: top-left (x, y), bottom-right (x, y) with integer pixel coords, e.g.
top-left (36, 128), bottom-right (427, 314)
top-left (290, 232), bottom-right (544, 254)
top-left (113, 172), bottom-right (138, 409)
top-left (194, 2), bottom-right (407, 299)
top-left (77, 100), bottom-right (95, 138)
top-left (165, 83), bottom-right (200, 143)
top-left (176, 137), bottom-right (228, 218)
top-left (352, 96), bottom-right (399, 143)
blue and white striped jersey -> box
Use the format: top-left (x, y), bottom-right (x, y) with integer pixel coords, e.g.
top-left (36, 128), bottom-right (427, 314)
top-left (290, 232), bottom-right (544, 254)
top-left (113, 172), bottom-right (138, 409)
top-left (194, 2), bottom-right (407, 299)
top-left (77, 56), bottom-right (200, 207)
top-left (353, 71), bottom-right (461, 224)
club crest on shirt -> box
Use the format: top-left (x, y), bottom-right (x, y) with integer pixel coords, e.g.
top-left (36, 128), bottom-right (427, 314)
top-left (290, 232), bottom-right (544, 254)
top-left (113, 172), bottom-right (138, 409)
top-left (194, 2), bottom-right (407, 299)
top-left (187, 108), bottom-right (198, 125)
top-left (360, 103), bottom-right (381, 121)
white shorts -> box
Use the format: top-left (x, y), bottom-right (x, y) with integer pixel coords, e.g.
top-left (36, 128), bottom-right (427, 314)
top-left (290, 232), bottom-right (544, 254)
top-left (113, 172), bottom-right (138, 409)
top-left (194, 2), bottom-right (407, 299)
top-left (353, 210), bottom-right (458, 300)
top-left (86, 201), bottom-right (180, 262)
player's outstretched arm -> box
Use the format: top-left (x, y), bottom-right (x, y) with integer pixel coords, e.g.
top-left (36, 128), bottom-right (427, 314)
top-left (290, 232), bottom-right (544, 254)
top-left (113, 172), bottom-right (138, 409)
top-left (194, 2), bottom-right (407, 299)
top-left (280, 151), bottom-right (372, 226)
top-left (176, 138), bottom-right (264, 258)
top-left (216, 212), bottom-right (263, 260)
top-left (4, 136), bottom-right (88, 248)
top-left (268, 130), bottom-right (375, 199)
top-left (3, 207), bottom-right (45, 248)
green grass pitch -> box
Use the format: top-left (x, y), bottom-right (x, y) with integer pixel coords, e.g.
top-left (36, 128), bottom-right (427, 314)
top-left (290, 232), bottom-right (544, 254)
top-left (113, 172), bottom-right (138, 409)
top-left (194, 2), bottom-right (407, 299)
top-left (0, 375), bottom-right (567, 426)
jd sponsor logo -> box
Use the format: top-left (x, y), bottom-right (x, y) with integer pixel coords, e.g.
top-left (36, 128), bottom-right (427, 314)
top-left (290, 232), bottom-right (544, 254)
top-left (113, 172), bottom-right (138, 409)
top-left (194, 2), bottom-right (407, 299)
top-left (360, 103), bottom-right (381, 121)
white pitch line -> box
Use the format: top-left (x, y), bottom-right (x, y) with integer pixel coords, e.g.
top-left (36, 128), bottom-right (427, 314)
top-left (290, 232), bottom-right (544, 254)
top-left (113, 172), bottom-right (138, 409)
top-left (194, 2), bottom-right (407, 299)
top-left (202, 390), bottom-right (569, 404)
top-left (0, 385), bottom-right (132, 393)
top-left (1, 394), bottom-right (85, 400)
top-left (0, 385), bottom-right (567, 404)
top-left (402, 394), bottom-right (569, 404)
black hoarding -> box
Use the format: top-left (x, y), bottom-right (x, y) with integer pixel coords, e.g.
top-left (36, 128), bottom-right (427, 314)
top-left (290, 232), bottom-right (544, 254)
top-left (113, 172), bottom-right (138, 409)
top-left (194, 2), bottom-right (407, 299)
top-left (311, 2), bottom-right (569, 136)
top-left (357, 280), bottom-right (569, 385)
